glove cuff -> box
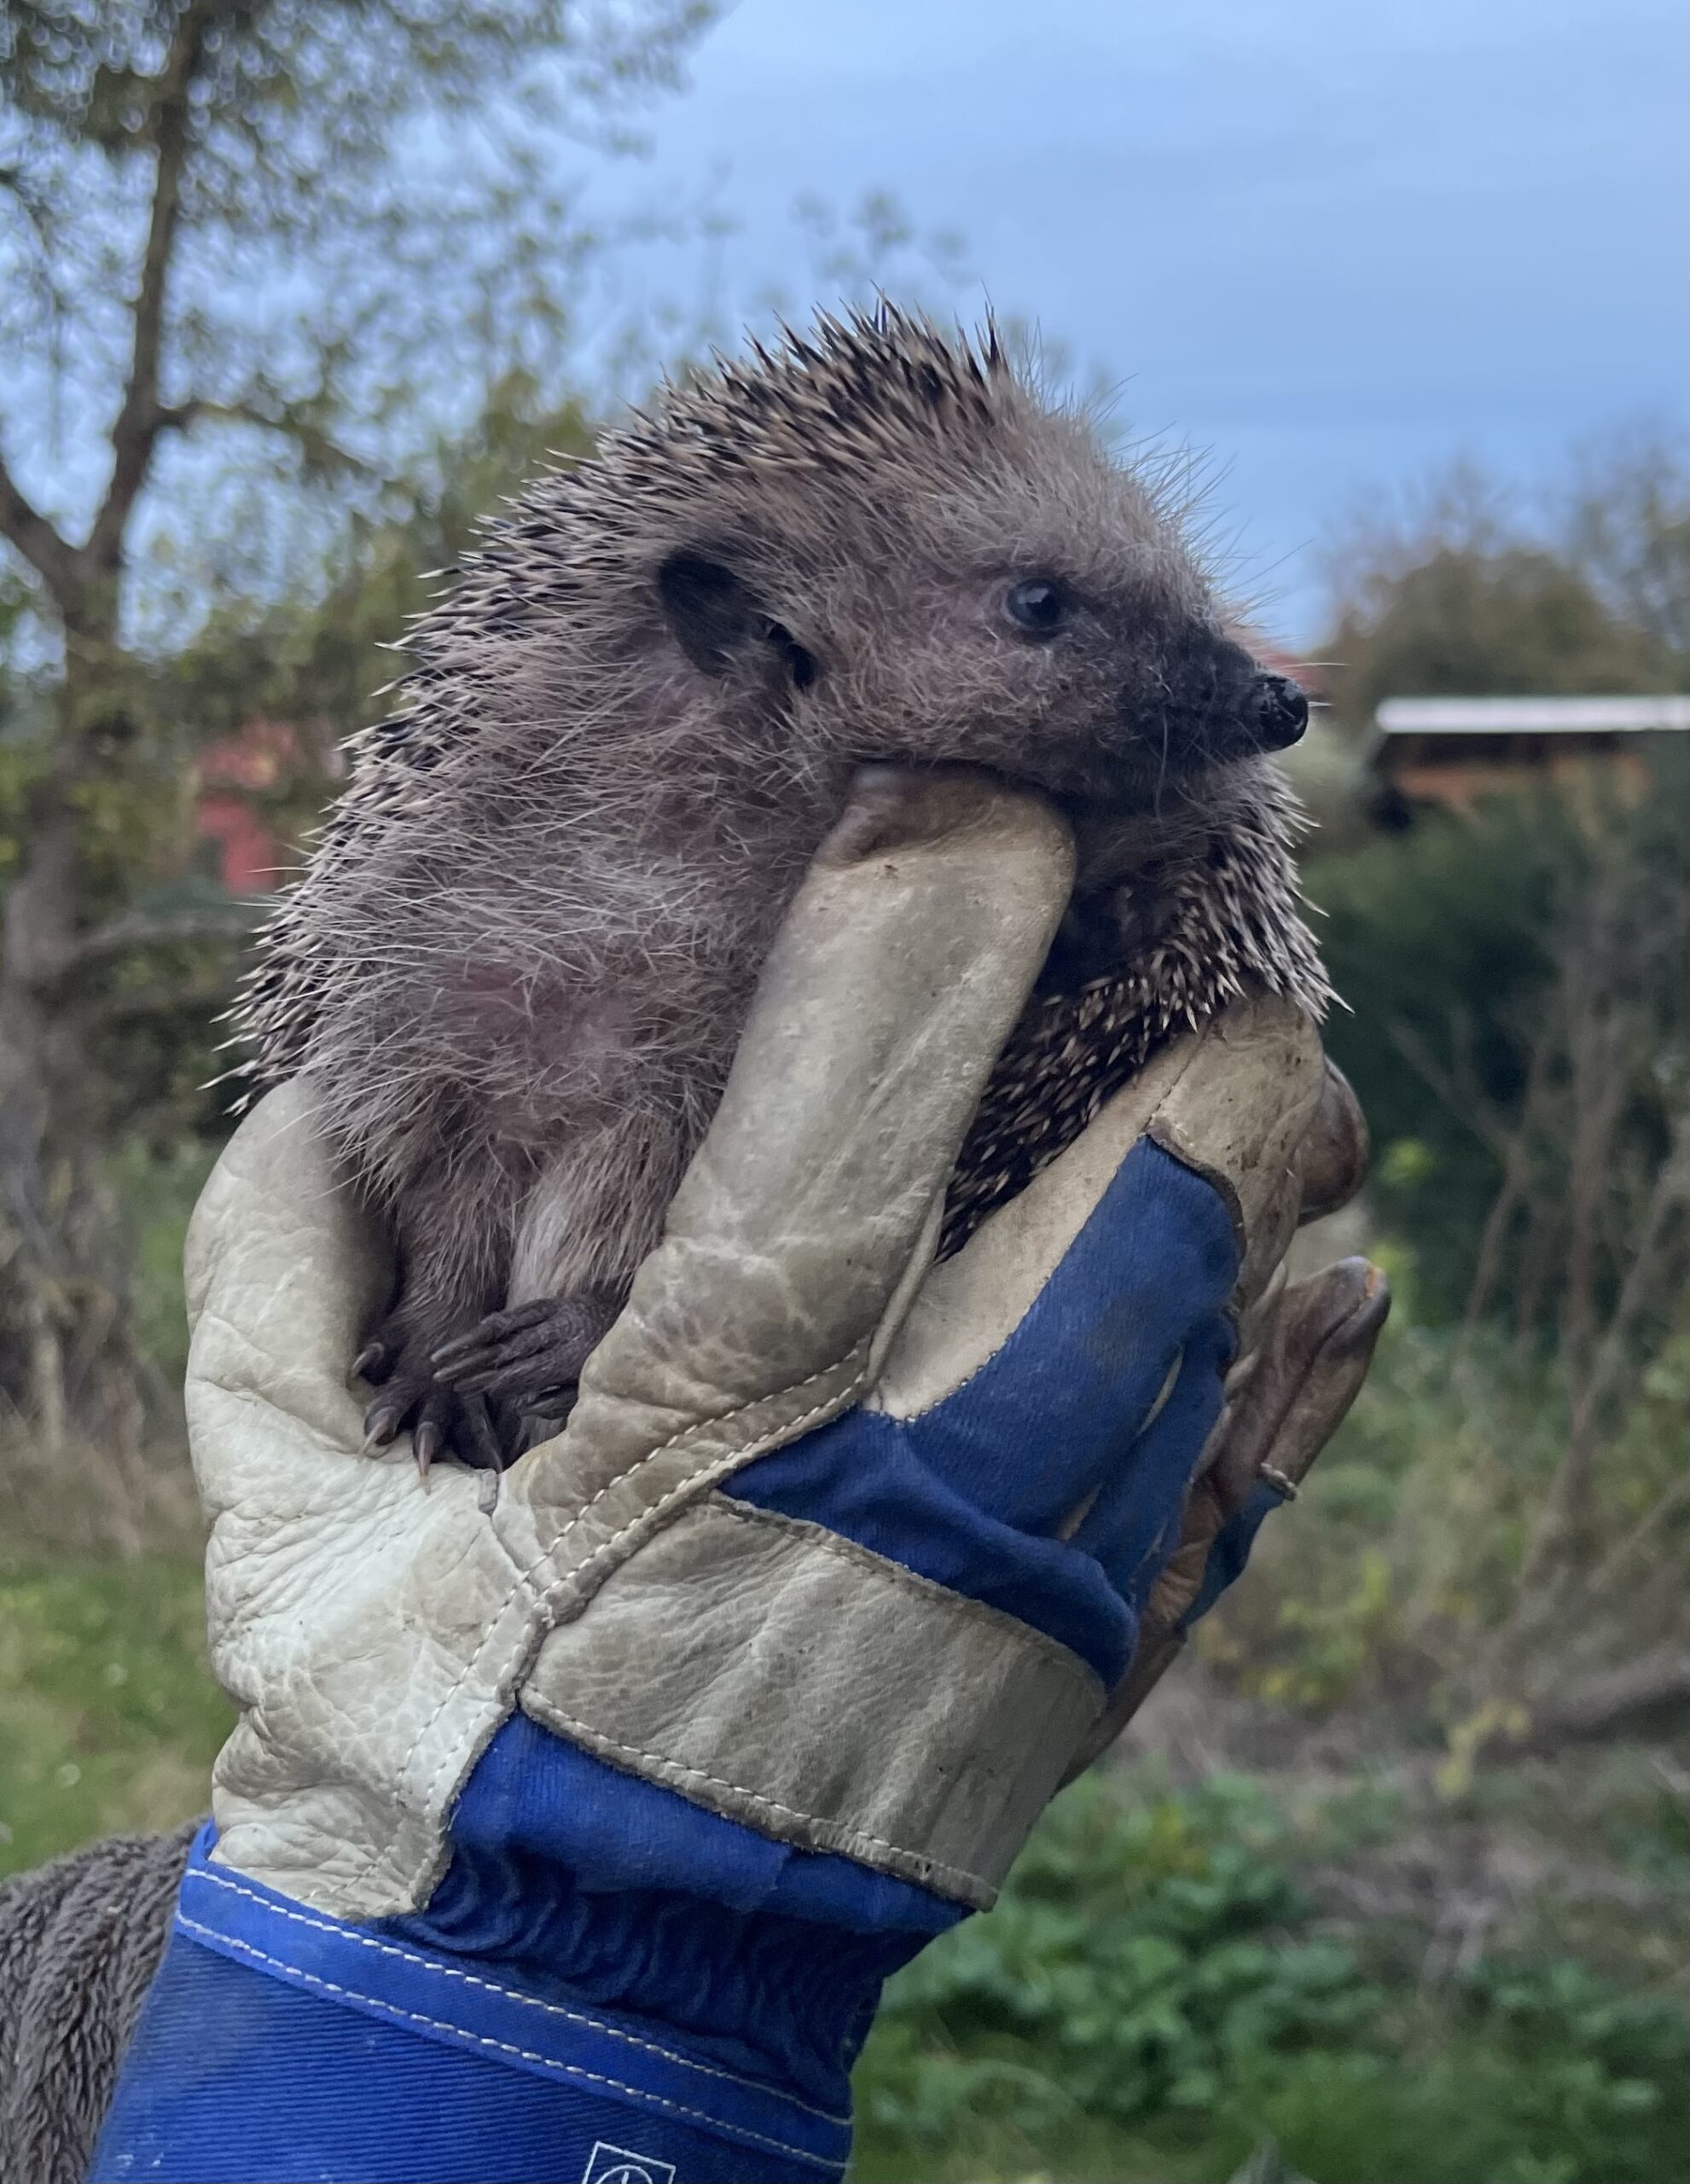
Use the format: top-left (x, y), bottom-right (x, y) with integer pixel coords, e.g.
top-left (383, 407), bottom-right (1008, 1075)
top-left (93, 1825), bottom-right (858, 2181)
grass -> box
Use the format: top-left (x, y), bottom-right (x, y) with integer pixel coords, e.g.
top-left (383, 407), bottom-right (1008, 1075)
top-left (0, 1554), bottom-right (231, 1878)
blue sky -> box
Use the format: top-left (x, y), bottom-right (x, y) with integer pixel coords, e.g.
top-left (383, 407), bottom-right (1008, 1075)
top-left (617, 0), bottom-right (1687, 642)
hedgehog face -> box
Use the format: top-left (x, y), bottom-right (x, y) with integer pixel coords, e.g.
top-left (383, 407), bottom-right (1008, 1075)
top-left (633, 316), bottom-right (1304, 814)
top-left (647, 498), bottom-right (1308, 816)
top-left (799, 430), bottom-right (1310, 808)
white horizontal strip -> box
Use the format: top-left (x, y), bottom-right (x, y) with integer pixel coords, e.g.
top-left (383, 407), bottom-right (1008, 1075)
top-left (1377, 695), bottom-right (1690, 735)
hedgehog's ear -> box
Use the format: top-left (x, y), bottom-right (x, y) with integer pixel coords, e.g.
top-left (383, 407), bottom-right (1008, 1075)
top-left (656, 551), bottom-right (759, 676)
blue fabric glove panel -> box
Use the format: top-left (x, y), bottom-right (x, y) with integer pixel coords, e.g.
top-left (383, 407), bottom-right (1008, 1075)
top-left (732, 1136), bottom-right (1239, 1685)
top-left (395, 1712), bottom-right (957, 2107)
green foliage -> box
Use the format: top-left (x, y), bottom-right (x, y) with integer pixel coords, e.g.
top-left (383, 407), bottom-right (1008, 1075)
top-left (159, 371), bottom-right (598, 762)
top-left (1308, 741), bottom-right (1688, 1327)
top-left (1308, 794), bottom-right (1557, 1320)
top-left (0, 1557), bottom-right (231, 1879)
top-left (1, 0), bottom-right (714, 560)
top-left (852, 1772), bottom-right (1687, 2184)
top-left (1327, 545), bottom-right (1676, 729)
top-left (107, 1134), bottom-right (222, 1383)
top-left (1200, 1308), bottom-right (1688, 1714)
top-left (0, 375), bottom-right (602, 1163)
top-left (1239, 2018), bottom-right (1685, 2184)
top-left (861, 1778), bottom-right (1379, 2152)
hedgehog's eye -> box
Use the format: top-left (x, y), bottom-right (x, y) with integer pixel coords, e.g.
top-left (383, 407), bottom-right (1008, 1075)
top-left (1004, 578), bottom-right (1070, 636)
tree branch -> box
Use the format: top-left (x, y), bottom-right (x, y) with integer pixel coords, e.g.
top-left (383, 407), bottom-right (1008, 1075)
top-left (82, 0), bottom-right (222, 583)
top-left (164, 395), bottom-right (367, 479)
top-left (65, 903), bottom-right (261, 973)
top-left (1582, 1472), bottom-right (1690, 1606)
top-left (0, 443), bottom-right (79, 606)
top-left (1381, 1012), bottom-right (1516, 1165)
top-left (1517, 1646), bottom-right (1690, 1751)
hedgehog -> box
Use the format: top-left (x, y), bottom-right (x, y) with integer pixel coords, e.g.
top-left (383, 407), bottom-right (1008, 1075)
top-left (236, 305), bottom-right (1328, 1478)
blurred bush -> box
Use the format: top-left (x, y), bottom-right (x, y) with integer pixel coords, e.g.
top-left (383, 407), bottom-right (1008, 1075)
top-left (863, 1777), bottom-right (1379, 2141)
top-left (1198, 1316), bottom-right (1688, 1728)
top-left (851, 1773), bottom-right (1687, 2184)
top-left (1308, 746), bottom-right (1687, 1332)
top-left (1320, 434), bottom-right (1689, 728)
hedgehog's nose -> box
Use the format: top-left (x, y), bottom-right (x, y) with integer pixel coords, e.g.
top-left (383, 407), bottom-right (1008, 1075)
top-left (1245, 673), bottom-right (1309, 751)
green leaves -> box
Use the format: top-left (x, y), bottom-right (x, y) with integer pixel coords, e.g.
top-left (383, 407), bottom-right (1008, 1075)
top-left (862, 1777), bottom-right (1381, 2146)
top-left (851, 1773), bottom-right (1689, 2184)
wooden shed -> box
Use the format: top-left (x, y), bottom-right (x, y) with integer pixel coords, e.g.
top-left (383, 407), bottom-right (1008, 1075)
top-left (1371, 695), bottom-right (1690, 820)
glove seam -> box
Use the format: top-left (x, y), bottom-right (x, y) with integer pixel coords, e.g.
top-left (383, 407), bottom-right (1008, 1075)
top-left (520, 1689), bottom-right (995, 1904)
top-left (182, 1864), bottom-right (851, 2127)
top-left (174, 1914), bottom-right (842, 2172)
top-left (549, 1347), bottom-right (872, 1614)
top-left (375, 1344), bottom-right (872, 1903)
top-left (703, 1490), bottom-right (1102, 1683)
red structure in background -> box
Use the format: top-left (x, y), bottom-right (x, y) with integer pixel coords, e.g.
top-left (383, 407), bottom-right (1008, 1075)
top-left (194, 717), bottom-right (340, 895)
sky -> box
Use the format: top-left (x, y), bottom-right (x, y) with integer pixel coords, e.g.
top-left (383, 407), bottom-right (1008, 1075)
top-left (608, 0), bottom-right (1687, 642)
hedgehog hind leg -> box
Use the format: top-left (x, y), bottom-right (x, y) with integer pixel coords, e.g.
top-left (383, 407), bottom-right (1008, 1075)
top-left (429, 1288), bottom-right (623, 1432)
top-left (438, 1108), bottom-right (684, 1436)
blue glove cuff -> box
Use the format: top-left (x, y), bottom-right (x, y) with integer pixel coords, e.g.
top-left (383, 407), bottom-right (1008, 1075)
top-left (93, 1825), bottom-right (857, 2181)
top-left (404, 1712), bottom-right (961, 2097)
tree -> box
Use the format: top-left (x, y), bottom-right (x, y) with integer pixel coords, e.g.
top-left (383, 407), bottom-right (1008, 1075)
top-left (0, 1), bottom-right (714, 1449)
top-left (1320, 440), bottom-right (1688, 732)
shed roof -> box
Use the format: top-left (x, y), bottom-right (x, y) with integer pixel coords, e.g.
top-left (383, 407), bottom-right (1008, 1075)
top-left (1376, 696), bottom-right (1690, 735)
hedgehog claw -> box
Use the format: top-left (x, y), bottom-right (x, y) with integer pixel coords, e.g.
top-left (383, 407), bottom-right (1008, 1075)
top-left (351, 1339), bottom-right (392, 1385)
top-left (353, 1316), bottom-right (515, 1476)
top-left (363, 1403), bottom-right (403, 1450)
top-left (433, 1290), bottom-right (620, 1416)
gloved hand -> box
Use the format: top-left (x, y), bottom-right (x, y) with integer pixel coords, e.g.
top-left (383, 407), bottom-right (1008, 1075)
top-left (94, 770), bottom-right (1384, 2184)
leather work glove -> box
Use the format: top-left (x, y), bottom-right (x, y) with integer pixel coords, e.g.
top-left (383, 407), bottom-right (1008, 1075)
top-left (93, 771), bottom-right (1385, 2184)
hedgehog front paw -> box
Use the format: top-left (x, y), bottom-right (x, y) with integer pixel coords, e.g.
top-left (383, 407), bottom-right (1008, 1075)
top-left (430, 1290), bottom-right (620, 1422)
top-left (353, 1324), bottom-right (507, 1480)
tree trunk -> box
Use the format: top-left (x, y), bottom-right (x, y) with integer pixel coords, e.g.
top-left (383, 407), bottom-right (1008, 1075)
top-left (0, 614), bottom-right (147, 1455)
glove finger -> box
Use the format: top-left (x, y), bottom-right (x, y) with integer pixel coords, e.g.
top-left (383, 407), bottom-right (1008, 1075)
top-left (184, 1083), bottom-right (394, 1465)
top-left (1205, 1256), bottom-right (1391, 1519)
top-left (520, 767), bottom-right (1074, 1526)
top-left (1230, 1060), bottom-right (1368, 1316)
top-left (868, 994), bottom-right (1327, 1531)
top-left (1058, 1257), bottom-right (1390, 1782)
top-left (1294, 1060), bottom-right (1371, 1226)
